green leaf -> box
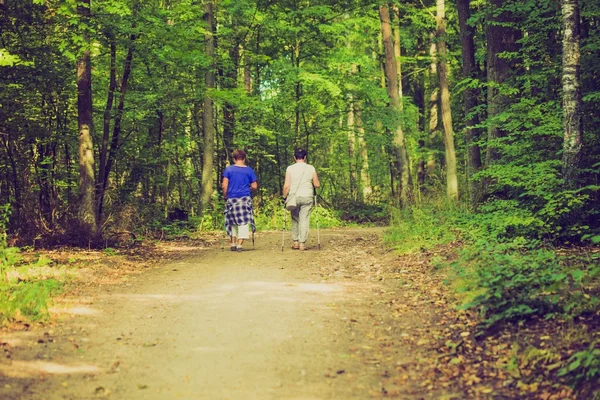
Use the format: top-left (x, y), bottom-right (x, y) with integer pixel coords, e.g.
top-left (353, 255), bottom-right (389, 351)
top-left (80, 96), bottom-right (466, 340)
top-left (570, 269), bottom-right (585, 282)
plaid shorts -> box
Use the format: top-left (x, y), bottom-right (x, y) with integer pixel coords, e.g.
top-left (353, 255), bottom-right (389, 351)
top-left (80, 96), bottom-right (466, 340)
top-left (224, 196), bottom-right (256, 237)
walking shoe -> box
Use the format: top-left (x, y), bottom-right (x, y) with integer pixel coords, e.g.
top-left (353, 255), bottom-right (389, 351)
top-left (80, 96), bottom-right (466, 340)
top-left (230, 246), bottom-right (237, 251)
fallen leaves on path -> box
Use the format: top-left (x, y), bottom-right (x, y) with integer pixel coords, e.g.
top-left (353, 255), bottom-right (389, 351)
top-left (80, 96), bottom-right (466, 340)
top-left (304, 231), bottom-right (588, 399)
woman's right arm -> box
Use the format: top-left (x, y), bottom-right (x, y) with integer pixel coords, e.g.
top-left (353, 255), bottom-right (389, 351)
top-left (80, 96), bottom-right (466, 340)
top-left (312, 170), bottom-right (320, 189)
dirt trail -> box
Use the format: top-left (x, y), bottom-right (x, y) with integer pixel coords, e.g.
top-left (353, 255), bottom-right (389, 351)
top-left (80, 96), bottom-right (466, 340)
top-left (0, 228), bottom-right (457, 400)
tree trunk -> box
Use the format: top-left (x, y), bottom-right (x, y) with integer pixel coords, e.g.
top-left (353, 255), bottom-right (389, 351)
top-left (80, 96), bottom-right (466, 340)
top-left (354, 103), bottom-right (372, 200)
top-left (379, 5), bottom-right (412, 206)
top-left (486, 0), bottom-right (521, 164)
top-left (76, 0), bottom-right (97, 238)
top-left (393, 6), bottom-right (403, 102)
top-left (347, 94), bottom-right (357, 201)
top-left (436, 0), bottom-right (458, 201)
top-left (561, 0), bottom-right (583, 187)
top-left (244, 49), bottom-right (252, 94)
top-left (97, 37), bottom-right (116, 218)
top-left (2, 134), bottom-right (21, 227)
top-left (350, 58), bottom-right (371, 201)
top-left (200, 0), bottom-right (216, 214)
top-left (222, 43), bottom-right (239, 160)
top-left (294, 36), bottom-right (301, 143)
top-left (457, 0), bottom-right (483, 204)
top-left (97, 35), bottom-right (136, 222)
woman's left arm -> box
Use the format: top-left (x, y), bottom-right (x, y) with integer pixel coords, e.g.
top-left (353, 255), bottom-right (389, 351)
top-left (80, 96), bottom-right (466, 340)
top-left (222, 177), bottom-right (229, 200)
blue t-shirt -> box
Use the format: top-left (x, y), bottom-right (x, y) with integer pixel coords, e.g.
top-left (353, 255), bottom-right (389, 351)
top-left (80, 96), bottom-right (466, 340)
top-left (223, 165), bottom-right (257, 199)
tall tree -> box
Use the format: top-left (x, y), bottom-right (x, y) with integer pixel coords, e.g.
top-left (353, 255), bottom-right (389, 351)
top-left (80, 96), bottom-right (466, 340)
top-left (200, 0), bottom-right (216, 214)
top-left (76, 0), bottom-right (97, 238)
top-left (561, 0), bottom-right (583, 187)
top-left (97, 28), bottom-right (137, 222)
top-left (379, 5), bottom-right (412, 206)
top-left (456, 0), bottom-right (483, 203)
top-left (436, 0), bottom-right (458, 200)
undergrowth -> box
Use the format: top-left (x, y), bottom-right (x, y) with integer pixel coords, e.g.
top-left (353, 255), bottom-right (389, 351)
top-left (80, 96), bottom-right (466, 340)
top-left (0, 205), bottom-right (61, 324)
top-left (386, 197), bottom-right (600, 395)
top-left (385, 199), bottom-right (463, 253)
top-left (158, 195), bottom-right (345, 237)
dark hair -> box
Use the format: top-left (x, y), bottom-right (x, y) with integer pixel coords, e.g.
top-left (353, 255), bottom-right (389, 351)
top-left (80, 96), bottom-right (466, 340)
top-left (294, 148), bottom-right (307, 160)
top-left (232, 149), bottom-right (246, 161)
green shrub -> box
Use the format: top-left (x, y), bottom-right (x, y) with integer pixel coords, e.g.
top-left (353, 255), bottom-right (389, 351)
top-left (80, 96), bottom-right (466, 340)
top-left (0, 279), bottom-right (61, 321)
top-left (0, 205), bottom-right (61, 323)
top-left (558, 341), bottom-right (600, 384)
top-left (451, 238), bottom-right (600, 327)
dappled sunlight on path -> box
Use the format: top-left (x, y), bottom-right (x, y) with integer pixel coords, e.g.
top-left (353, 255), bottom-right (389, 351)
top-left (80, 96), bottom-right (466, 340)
top-left (0, 360), bottom-right (101, 378)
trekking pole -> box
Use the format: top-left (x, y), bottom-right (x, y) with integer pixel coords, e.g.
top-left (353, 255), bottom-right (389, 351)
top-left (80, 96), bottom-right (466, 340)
top-left (221, 223), bottom-right (225, 252)
top-left (315, 193), bottom-right (321, 250)
top-left (282, 203), bottom-right (286, 252)
top-left (221, 213), bottom-right (225, 252)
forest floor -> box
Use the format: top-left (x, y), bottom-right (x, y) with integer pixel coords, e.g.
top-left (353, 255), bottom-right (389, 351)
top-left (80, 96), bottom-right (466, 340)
top-left (0, 227), bottom-right (578, 399)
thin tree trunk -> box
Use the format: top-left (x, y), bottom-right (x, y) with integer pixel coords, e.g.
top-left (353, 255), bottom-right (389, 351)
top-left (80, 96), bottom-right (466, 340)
top-left (561, 0), bottom-right (583, 187)
top-left (347, 94), bottom-right (357, 201)
top-left (294, 36), bottom-right (301, 142)
top-left (2, 134), bottom-right (21, 226)
top-left (97, 35), bottom-right (136, 222)
top-left (417, 139), bottom-right (425, 192)
top-left (76, 0), bottom-right (97, 238)
top-left (457, 0), bottom-right (483, 204)
top-left (393, 6), bottom-right (403, 103)
top-left (97, 37), bottom-right (116, 217)
top-left (200, 0), bottom-right (216, 214)
top-left (244, 49), bottom-right (252, 94)
top-left (379, 5), bottom-right (412, 206)
top-left (222, 43), bottom-right (239, 158)
top-left (355, 106), bottom-right (372, 200)
top-left (428, 35), bottom-right (439, 135)
top-left (436, 0), bottom-right (458, 201)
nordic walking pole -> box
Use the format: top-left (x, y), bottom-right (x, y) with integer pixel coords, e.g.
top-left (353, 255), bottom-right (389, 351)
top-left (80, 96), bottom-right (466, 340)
top-left (221, 223), bottom-right (225, 252)
top-left (315, 192), bottom-right (321, 250)
top-left (282, 202), bottom-right (286, 252)
top-left (221, 206), bottom-right (225, 252)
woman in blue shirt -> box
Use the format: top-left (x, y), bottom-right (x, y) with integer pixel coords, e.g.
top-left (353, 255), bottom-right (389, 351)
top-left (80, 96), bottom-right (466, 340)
top-left (221, 149), bottom-right (258, 251)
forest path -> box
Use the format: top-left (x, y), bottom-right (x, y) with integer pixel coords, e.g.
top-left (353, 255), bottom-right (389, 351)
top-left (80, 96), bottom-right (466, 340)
top-left (0, 228), bottom-right (458, 400)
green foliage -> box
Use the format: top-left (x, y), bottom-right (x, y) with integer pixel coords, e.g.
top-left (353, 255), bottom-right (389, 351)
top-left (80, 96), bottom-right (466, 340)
top-left (385, 200), bottom-right (462, 254)
top-left (558, 341), bottom-right (600, 383)
top-left (0, 279), bottom-right (61, 321)
top-left (450, 236), bottom-right (600, 328)
top-left (103, 248), bottom-right (117, 256)
top-left (254, 196), bottom-right (343, 231)
top-left (0, 205), bottom-right (61, 323)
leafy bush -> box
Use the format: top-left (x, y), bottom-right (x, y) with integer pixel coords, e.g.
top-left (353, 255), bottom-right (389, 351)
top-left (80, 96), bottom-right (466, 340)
top-left (0, 205), bottom-right (61, 323)
top-left (558, 341), bottom-right (600, 384)
top-left (0, 279), bottom-right (60, 321)
top-left (451, 238), bottom-right (600, 327)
